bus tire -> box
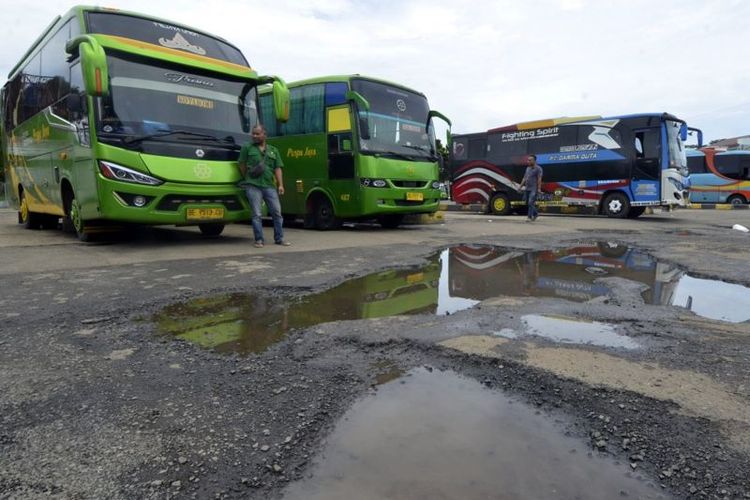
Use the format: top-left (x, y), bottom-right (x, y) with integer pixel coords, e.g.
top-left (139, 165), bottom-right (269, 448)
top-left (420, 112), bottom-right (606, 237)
top-left (63, 190), bottom-right (92, 242)
top-left (377, 214), bottom-right (404, 229)
top-left (626, 207), bottom-right (645, 218)
top-left (489, 193), bottom-right (511, 216)
top-left (313, 196), bottom-right (341, 230)
top-left (727, 194), bottom-right (746, 205)
top-left (198, 223), bottom-right (225, 237)
top-left (19, 190), bottom-right (43, 229)
top-left (602, 192), bottom-right (630, 218)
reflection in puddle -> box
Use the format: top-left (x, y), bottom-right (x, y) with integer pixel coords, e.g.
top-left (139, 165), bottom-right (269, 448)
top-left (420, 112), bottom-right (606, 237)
top-left (520, 314), bottom-right (639, 349)
top-left (370, 360), bottom-right (404, 386)
top-left (282, 368), bottom-right (667, 500)
top-left (155, 242), bottom-right (749, 354)
top-left (450, 243), bottom-right (750, 322)
top-left (671, 275), bottom-right (750, 323)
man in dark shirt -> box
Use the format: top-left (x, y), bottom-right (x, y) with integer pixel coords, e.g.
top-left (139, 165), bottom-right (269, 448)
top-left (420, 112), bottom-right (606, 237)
top-left (519, 154), bottom-right (543, 221)
top-left (238, 124), bottom-right (290, 247)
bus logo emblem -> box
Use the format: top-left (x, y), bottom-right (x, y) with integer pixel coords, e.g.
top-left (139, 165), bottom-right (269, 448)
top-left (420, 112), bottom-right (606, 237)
top-left (158, 33), bottom-right (207, 55)
top-left (194, 163), bottom-right (211, 179)
top-left (195, 149), bottom-right (205, 158)
top-left (396, 99), bottom-right (407, 112)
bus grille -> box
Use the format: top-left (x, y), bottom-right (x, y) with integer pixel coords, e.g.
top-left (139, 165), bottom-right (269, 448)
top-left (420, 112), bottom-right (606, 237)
top-left (395, 200), bottom-right (430, 207)
top-left (392, 181), bottom-right (429, 188)
top-left (157, 195), bottom-right (244, 211)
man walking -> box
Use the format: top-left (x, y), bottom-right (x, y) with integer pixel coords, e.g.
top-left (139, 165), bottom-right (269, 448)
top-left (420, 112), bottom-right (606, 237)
top-left (519, 154), bottom-right (543, 221)
top-left (238, 124), bottom-right (290, 247)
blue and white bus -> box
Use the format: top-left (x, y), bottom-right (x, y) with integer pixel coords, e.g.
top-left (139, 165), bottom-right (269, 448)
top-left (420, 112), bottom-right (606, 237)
top-left (451, 113), bottom-right (701, 218)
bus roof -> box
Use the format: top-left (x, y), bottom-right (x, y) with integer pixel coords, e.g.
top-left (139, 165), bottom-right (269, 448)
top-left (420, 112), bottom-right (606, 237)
top-left (461, 112), bottom-right (684, 138)
top-left (8, 5), bottom-right (247, 79)
top-left (264, 74), bottom-right (427, 98)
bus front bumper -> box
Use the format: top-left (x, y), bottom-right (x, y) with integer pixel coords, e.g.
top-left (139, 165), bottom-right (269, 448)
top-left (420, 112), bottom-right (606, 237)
top-left (96, 177), bottom-right (250, 225)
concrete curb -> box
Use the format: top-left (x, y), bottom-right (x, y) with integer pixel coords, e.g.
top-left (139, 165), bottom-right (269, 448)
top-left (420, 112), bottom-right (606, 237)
top-left (439, 202), bottom-right (750, 214)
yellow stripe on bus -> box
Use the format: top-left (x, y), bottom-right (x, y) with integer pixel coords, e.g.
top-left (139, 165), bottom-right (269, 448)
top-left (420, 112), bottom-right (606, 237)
top-left (101, 35), bottom-right (254, 74)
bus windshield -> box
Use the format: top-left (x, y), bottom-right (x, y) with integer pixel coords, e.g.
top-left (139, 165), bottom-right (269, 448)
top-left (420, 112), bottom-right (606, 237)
top-left (351, 79), bottom-right (435, 159)
top-left (96, 53), bottom-right (258, 148)
top-left (666, 119), bottom-right (687, 171)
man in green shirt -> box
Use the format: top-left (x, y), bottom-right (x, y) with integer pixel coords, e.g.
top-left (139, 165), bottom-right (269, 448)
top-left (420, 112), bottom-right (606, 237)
top-left (238, 124), bottom-right (290, 247)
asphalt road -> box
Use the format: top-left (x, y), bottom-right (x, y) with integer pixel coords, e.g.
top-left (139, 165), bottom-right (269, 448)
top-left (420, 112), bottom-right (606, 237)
top-left (1, 208), bottom-right (749, 499)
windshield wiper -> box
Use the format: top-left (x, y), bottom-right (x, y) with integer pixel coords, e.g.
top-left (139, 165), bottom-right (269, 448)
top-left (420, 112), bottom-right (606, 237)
top-left (373, 150), bottom-right (421, 161)
top-left (402, 144), bottom-right (438, 160)
top-left (124, 129), bottom-right (235, 145)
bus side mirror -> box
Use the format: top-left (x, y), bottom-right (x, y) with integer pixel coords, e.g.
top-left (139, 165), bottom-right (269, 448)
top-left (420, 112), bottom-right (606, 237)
top-left (66, 36), bottom-right (109, 96)
top-left (427, 109), bottom-right (452, 151)
top-left (271, 79), bottom-right (289, 123)
top-left (679, 123), bottom-right (688, 141)
top-left (688, 127), bottom-right (703, 147)
top-left (346, 91), bottom-right (371, 140)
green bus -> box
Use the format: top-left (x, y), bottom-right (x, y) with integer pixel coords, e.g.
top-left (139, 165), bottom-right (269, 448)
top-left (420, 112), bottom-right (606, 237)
top-left (1, 6), bottom-right (289, 241)
top-left (258, 75), bottom-right (450, 229)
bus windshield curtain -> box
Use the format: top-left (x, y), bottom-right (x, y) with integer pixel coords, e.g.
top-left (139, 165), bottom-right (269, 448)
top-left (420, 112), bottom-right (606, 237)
top-left (282, 84), bottom-right (324, 135)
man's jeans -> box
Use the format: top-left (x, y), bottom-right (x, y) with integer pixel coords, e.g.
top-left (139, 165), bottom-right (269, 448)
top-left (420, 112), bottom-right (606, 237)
top-left (525, 190), bottom-right (539, 219)
top-left (245, 186), bottom-right (284, 243)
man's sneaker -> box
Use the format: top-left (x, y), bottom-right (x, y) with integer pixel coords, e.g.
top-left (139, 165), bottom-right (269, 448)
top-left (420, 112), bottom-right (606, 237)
top-left (275, 240), bottom-right (291, 246)
top-left (254, 241), bottom-right (264, 248)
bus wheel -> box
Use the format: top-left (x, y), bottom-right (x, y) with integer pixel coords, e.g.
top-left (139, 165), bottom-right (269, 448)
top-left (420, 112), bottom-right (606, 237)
top-left (19, 190), bottom-right (43, 229)
top-left (727, 194), bottom-right (746, 205)
top-left (602, 192), bottom-right (630, 218)
top-left (198, 223), bottom-right (225, 237)
top-left (489, 193), bottom-right (511, 216)
top-left (64, 193), bottom-right (91, 242)
top-left (377, 214), bottom-right (404, 229)
top-left (627, 207), bottom-right (646, 218)
top-left (313, 197), bottom-right (341, 230)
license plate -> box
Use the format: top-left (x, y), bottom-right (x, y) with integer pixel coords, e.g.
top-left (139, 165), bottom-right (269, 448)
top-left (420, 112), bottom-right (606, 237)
top-left (186, 208), bottom-right (224, 220)
top-left (406, 192), bottom-right (424, 201)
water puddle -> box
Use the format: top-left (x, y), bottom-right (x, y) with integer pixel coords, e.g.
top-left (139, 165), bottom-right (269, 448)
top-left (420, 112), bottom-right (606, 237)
top-left (493, 314), bottom-right (639, 349)
top-left (449, 243), bottom-right (750, 322)
top-left (670, 275), bottom-right (750, 323)
top-left (282, 368), bottom-right (668, 500)
top-left (154, 242), bottom-right (749, 354)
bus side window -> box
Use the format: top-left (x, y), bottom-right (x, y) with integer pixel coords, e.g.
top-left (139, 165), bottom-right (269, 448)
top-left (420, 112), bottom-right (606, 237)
top-left (468, 137), bottom-right (486, 159)
top-left (741, 158), bottom-right (750, 180)
top-left (634, 135), bottom-right (644, 157)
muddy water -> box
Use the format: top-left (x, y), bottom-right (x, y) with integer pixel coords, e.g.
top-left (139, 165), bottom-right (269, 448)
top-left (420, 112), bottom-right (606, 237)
top-left (282, 368), bottom-right (668, 500)
top-left (154, 242), bottom-right (749, 354)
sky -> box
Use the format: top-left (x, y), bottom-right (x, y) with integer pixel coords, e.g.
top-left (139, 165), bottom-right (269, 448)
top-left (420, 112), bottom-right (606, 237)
top-left (0, 0), bottom-right (747, 143)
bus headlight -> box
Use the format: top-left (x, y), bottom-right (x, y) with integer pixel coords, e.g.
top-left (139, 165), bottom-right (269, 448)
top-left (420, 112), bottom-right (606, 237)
top-left (431, 181), bottom-right (441, 189)
top-left (361, 178), bottom-right (388, 188)
top-left (99, 161), bottom-right (163, 186)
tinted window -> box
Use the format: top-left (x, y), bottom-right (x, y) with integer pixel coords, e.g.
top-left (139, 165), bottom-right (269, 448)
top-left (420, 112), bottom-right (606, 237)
top-left (19, 53), bottom-right (42, 123)
top-left (468, 137), bottom-right (486, 159)
top-left (716, 155), bottom-right (741, 179)
top-left (281, 84), bottom-right (325, 136)
top-left (325, 82), bottom-right (348, 106)
top-left (487, 132), bottom-right (527, 160)
top-left (40, 21), bottom-right (72, 107)
top-left (86, 12), bottom-right (247, 66)
top-left (687, 155), bottom-right (706, 174)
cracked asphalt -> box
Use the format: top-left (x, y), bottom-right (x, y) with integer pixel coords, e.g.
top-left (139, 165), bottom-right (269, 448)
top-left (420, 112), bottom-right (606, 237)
top-left (1, 208), bottom-right (749, 499)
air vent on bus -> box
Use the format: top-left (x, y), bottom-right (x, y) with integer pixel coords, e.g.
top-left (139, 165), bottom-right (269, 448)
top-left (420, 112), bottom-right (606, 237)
top-left (392, 181), bottom-right (429, 188)
top-left (156, 195), bottom-right (243, 211)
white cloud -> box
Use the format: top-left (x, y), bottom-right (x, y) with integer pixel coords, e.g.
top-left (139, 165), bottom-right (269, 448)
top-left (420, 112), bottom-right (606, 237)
top-left (0, 0), bottom-right (747, 142)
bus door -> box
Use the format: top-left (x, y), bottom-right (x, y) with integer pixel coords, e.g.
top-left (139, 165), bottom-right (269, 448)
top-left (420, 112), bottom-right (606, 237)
top-left (326, 105), bottom-right (357, 211)
top-left (630, 128), bottom-right (661, 203)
